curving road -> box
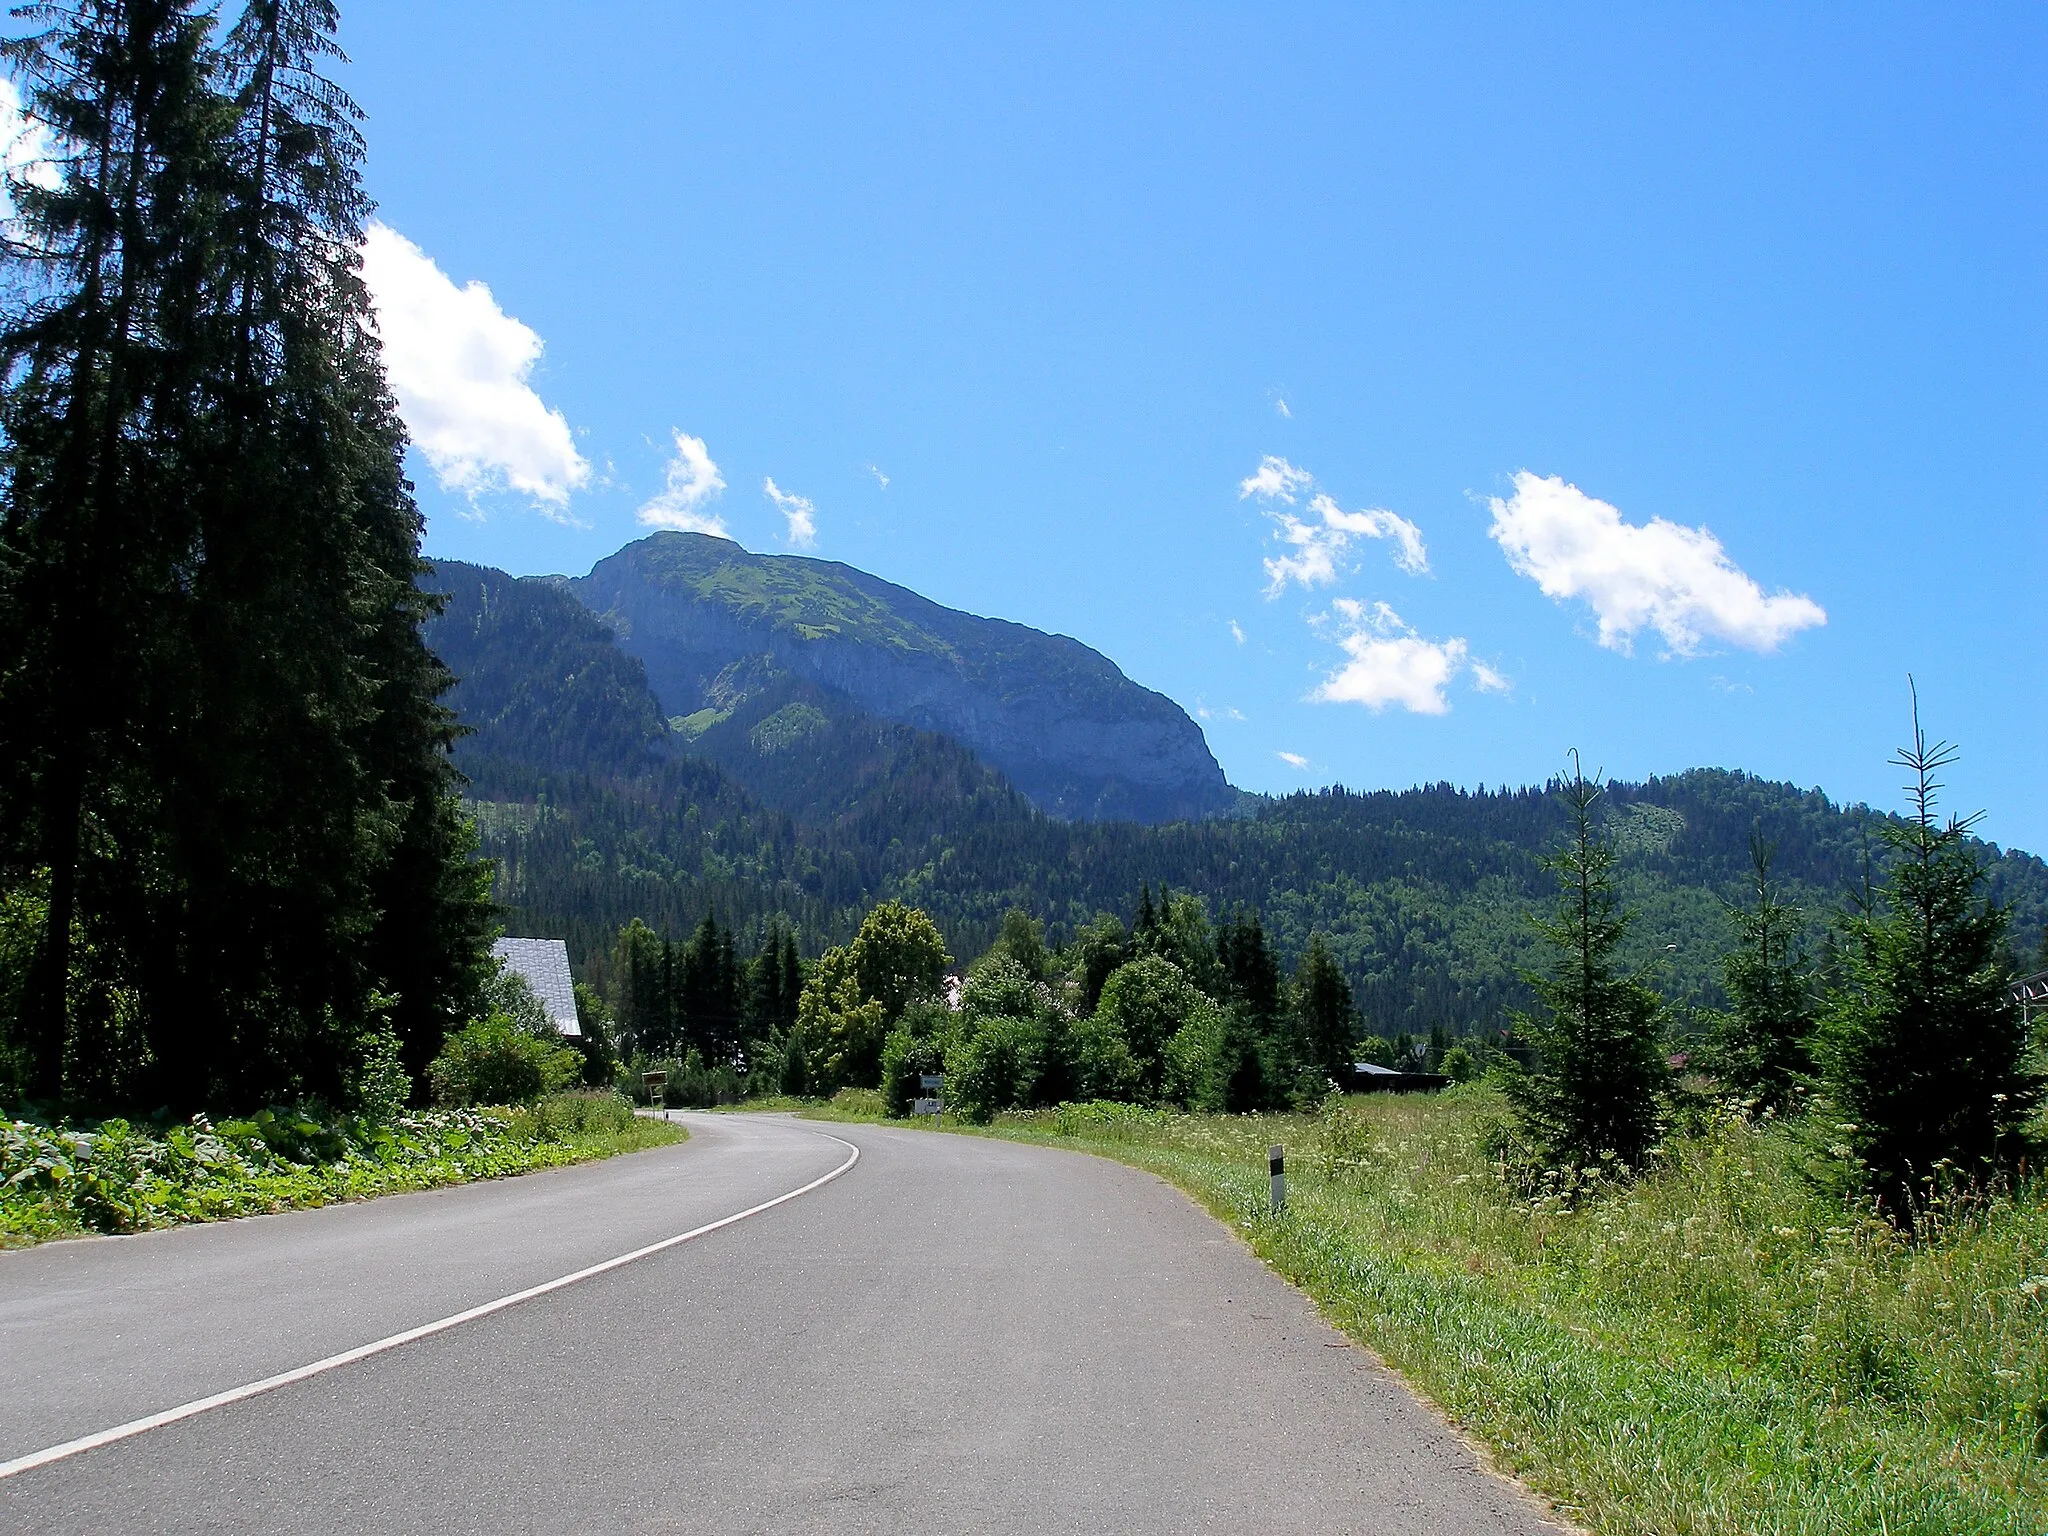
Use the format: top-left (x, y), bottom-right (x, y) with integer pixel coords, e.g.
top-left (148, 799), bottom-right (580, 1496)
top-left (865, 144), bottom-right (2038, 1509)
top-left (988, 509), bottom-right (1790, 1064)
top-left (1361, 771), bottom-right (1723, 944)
top-left (0, 1113), bottom-right (1564, 1533)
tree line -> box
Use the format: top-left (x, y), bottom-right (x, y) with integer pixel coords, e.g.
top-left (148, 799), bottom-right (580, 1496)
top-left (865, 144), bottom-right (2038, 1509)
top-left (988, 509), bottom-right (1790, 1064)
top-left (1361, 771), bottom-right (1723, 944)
top-left (585, 706), bottom-right (2043, 1228)
top-left (1508, 717), bottom-right (2039, 1226)
top-left (591, 881), bottom-right (1411, 1122)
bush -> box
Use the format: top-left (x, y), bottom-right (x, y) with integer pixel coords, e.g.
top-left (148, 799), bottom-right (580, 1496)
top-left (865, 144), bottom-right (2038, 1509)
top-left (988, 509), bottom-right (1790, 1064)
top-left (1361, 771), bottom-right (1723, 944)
top-left (346, 1026), bottom-right (412, 1121)
top-left (1163, 1001), bottom-right (1228, 1111)
top-left (946, 1015), bottom-right (1045, 1123)
top-left (1, 1097), bottom-right (675, 1243)
top-left (428, 1015), bottom-right (583, 1106)
top-left (503, 1089), bottom-right (638, 1142)
top-left (1069, 1011), bottom-right (1140, 1102)
top-left (624, 1049), bottom-right (743, 1108)
top-left (1092, 955), bottom-right (1212, 1104)
top-left (882, 1001), bottom-right (955, 1117)
top-left (1440, 1044), bottom-right (1476, 1084)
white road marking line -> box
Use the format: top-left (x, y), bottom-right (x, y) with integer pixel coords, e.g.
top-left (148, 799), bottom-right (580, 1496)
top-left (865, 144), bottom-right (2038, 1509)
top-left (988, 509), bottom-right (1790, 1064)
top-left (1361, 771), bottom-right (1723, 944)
top-left (0, 1127), bottom-right (859, 1481)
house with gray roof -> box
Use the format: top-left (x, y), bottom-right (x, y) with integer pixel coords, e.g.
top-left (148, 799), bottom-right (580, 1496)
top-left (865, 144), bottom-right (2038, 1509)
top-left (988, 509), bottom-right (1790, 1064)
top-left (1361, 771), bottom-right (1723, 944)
top-left (491, 937), bottom-right (582, 1037)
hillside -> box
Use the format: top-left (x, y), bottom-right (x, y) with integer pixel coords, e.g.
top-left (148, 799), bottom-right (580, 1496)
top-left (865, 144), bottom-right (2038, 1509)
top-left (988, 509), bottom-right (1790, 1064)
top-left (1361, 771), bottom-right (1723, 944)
top-left (420, 553), bottom-right (2048, 1041)
top-left (569, 532), bottom-right (1237, 824)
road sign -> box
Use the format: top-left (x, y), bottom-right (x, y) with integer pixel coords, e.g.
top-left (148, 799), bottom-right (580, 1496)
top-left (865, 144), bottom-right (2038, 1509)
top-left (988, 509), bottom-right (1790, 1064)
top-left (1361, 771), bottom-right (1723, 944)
top-left (920, 1074), bottom-right (944, 1092)
top-left (912, 1097), bottom-right (942, 1117)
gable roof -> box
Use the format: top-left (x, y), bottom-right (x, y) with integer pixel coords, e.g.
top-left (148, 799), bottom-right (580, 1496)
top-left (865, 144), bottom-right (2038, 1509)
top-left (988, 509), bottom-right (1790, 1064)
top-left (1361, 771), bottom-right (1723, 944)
top-left (491, 937), bottom-right (582, 1037)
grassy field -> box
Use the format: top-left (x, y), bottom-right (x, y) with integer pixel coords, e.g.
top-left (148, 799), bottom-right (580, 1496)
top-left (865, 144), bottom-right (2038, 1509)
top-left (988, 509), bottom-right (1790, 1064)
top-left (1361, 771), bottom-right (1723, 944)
top-left (802, 1086), bottom-right (2047, 1536)
top-left (1, 1090), bottom-right (685, 1248)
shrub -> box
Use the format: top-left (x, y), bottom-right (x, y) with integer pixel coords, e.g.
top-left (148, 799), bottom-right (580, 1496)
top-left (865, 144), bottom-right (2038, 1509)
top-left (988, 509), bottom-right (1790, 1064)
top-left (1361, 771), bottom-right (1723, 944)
top-left (624, 1049), bottom-right (743, 1108)
top-left (504, 1089), bottom-right (638, 1142)
top-left (1093, 955), bottom-right (1211, 1104)
top-left (946, 1015), bottom-right (1045, 1123)
top-left (428, 1015), bottom-right (583, 1106)
top-left (1163, 1000), bottom-right (1228, 1111)
top-left (882, 1001), bottom-right (955, 1117)
top-left (346, 1026), bottom-right (412, 1122)
top-left (1069, 1011), bottom-right (1140, 1102)
top-left (1440, 1044), bottom-right (1477, 1084)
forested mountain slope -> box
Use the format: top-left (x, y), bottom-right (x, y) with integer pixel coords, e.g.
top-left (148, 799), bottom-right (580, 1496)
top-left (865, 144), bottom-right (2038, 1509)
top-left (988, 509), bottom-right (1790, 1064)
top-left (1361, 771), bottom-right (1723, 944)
top-left (569, 532), bottom-right (1237, 824)
top-left (421, 557), bottom-right (2048, 1042)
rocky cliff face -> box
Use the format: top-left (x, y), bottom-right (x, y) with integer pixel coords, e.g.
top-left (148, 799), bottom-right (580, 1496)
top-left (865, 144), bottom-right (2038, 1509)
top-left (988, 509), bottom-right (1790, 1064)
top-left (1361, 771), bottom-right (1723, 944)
top-left (569, 533), bottom-right (1236, 825)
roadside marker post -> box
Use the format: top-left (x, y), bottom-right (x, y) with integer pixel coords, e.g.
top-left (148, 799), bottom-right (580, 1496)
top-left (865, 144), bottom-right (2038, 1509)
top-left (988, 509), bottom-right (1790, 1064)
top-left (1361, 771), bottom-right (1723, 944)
top-left (1269, 1144), bottom-right (1286, 1213)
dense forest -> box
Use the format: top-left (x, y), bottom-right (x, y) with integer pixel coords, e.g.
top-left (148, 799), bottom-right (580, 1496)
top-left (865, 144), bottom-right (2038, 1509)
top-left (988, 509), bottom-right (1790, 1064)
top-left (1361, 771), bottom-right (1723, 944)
top-left (428, 565), bottom-right (2048, 1046)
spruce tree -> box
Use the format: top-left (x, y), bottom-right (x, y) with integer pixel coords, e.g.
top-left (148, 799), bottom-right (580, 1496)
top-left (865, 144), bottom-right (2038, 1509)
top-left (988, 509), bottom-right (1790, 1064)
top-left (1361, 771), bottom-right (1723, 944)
top-left (679, 913), bottom-right (740, 1065)
top-left (1289, 934), bottom-right (1356, 1088)
top-left (1818, 700), bottom-right (2041, 1220)
top-left (0, 0), bottom-right (227, 1103)
top-left (1216, 910), bottom-right (1284, 1109)
top-left (0, 0), bottom-right (492, 1111)
top-left (1699, 834), bottom-right (1816, 1114)
top-left (1508, 762), bottom-right (1669, 1171)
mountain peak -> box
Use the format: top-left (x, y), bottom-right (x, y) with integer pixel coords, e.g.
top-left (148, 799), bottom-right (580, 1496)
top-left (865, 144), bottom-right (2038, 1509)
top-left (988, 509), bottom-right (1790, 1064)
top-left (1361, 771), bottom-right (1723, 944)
top-left (571, 532), bottom-right (1235, 824)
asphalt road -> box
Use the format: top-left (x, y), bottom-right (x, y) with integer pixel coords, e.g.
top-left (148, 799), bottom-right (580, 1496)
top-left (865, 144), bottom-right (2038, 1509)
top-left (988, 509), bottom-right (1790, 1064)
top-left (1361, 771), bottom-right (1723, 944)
top-left (1, 1113), bottom-right (1565, 1533)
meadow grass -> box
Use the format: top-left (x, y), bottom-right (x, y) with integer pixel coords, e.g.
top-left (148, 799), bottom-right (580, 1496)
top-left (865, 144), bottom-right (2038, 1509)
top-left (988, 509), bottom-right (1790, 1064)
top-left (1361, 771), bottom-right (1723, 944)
top-left (807, 1085), bottom-right (2048, 1535)
top-left (1, 1089), bottom-right (685, 1247)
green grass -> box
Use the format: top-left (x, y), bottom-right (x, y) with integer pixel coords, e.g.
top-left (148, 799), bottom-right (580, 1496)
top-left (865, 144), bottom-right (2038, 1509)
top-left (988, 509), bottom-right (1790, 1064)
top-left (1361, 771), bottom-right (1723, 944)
top-left (804, 1087), bottom-right (2048, 1535)
top-left (1, 1091), bottom-right (684, 1248)
top-left (706, 1088), bottom-right (890, 1119)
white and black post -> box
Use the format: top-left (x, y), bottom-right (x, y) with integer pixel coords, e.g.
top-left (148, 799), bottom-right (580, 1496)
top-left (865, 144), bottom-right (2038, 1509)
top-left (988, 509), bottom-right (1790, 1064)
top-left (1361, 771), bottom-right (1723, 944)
top-left (1269, 1144), bottom-right (1286, 1214)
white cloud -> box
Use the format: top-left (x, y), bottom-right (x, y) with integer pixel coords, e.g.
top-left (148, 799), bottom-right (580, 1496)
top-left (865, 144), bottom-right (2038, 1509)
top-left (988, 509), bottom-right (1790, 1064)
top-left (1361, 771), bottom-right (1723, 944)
top-left (638, 430), bottom-right (727, 534)
top-left (1487, 472), bottom-right (1826, 656)
top-left (1309, 493), bottom-right (1429, 576)
top-left (1241, 458), bottom-right (1429, 594)
top-left (1275, 397), bottom-right (1292, 419)
top-left (1471, 660), bottom-right (1513, 695)
top-left (0, 78), bottom-right (59, 227)
top-left (360, 223), bottom-right (589, 513)
top-left (1196, 699), bottom-right (1247, 723)
top-left (764, 476), bottom-right (817, 549)
top-left (1238, 455), bottom-right (1314, 503)
top-left (1276, 751), bottom-right (1310, 769)
top-left (1310, 599), bottom-right (1470, 715)
top-left (867, 464), bottom-right (890, 489)
top-left (1262, 492), bottom-right (1430, 596)
top-left (1229, 619), bottom-right (1246, 646)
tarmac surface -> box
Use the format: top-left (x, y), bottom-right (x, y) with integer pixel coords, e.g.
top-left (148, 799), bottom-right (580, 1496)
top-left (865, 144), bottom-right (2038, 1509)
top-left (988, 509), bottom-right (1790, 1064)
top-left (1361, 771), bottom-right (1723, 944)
top-left (0, 1112), bottom-right (1566, 1533)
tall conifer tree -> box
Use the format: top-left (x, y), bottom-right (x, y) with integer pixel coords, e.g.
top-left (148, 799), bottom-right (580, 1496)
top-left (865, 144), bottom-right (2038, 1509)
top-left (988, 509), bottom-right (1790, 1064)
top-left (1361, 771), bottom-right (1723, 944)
top-left (1508, 761), bottom-right (1670, 1171)
top-left (1700, 834), bottom-right (1815, 1114)
top-left (0, 0), bottom-right (225, 1102)
top-left (0, 0), bottom-right (493, 1110)
top-left (1818, 698), bottom-right (2040, 1220)
top-left (1289, 933), bottom-right (1356, 1087)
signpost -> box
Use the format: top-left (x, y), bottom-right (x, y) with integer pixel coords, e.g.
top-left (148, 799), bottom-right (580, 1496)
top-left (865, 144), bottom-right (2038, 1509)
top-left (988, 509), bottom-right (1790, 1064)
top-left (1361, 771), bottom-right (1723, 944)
top-left (914, 1074), bottom-right (945, 1123)
top-left (642, 1070), bottom-right (668, 1113)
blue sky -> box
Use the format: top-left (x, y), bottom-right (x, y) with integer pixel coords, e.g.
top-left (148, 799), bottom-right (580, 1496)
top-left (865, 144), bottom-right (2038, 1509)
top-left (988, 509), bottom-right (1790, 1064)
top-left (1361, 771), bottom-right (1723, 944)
top-left (335, 3), bottom-right (2046, 853)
